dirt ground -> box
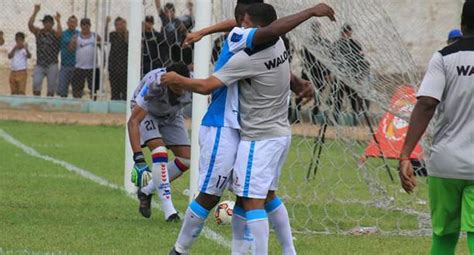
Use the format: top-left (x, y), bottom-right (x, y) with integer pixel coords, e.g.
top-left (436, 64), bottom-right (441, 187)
top-left (0, 108), bottom-right (372, 141)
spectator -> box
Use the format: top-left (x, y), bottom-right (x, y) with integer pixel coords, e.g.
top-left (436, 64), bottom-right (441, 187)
top-left (69, 18), bottom-right (101, 99)
top-left (8, 32), bottom-right (31, 95)
top-left (0, 30), bottom-right (4, 46)
top-left (106, 16), bottom-right (128, 100)
top-left (447, 28), bottom-right (462, 45)
top-left (331, 24), bottom-right (370, 125)
top-left (179, 1), bottom-right (195, 68)
top-left (301, 21), bottom-right (332, 121)
top-left (155, 0), bottom-right (187, 65)
top-left (28, 4), bottom-right (62, 97)
top-left (57, 15), bottom-right (79, 97)
top-left (142, 15), bottom-right (164, 76)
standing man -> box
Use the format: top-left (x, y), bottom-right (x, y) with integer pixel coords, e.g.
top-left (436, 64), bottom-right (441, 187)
top-left (399, 1), bottom-right (474, 255)
top-left (142, 15), bottom-right (164, 77)
top-left (106, 16), bottom-right (128, 100)
top-left (70, 18), bottom-right (101, 99)
top-left (28, 4), bottom-right (62, 97)
top-left (128, 64), bottom-right (192, 221)
top-left (332, 24), bottom-right (370, 125)
top-left (155, 0), bottom-right (187, 66)
top-left (57, 15), bottom-right (79, 98)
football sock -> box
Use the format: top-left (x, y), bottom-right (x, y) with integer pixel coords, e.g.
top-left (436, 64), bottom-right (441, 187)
top-left (175, 200), bottom-right (209, 254)
top-left (431, 233), bottom-right (459, 255)
top-left (468, 232), bottom-right (474, 254)
top-left (246, 209), bottom-right (269, 255)
top-left (141, 180), bottom-right (155, 195)
top-left (231, 205), bottom-right (252, 255)
top-left (266, 197), bottom-right (296, 255)
top-left (168, 157), bottom-right (190, 182)
top-left (151, 147), bottom-right (177, 219)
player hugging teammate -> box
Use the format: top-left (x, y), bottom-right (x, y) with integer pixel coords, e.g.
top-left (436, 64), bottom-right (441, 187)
top-left (158, 1), bottom-right (335, 254)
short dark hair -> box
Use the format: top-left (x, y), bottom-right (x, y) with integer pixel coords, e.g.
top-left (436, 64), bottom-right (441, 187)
top-left (245, 3), bottom-right (277, 27)
top-left (342, 24), bottom-right (352, 33)
top-left (462, 0), bottom-right (474, 31)
top-left (164, 3), bottom-right (175, 11)
top-left (15, 32), bottom-right (25, 40)
top-left (167, 63), bottom-right (190, 78)
top-left (115, 16), bottom-right (125, 23)
top-left (234, 0), bottom-right (264, 23)
top-left (69, 15), bottom-right (77, 20)
top-left (80, 18), bottom-right (91, 25)
top-left (145, 15), bottom-right (154, 24)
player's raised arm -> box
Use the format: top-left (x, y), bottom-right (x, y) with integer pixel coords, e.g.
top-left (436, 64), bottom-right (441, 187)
top-left (183, 19), bottom-right (237, 46)
top-left (251, 3), bottom-right (335, 46)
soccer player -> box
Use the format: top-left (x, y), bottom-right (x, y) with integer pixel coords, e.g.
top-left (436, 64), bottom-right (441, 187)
top-left (399, 1), bottom-right (474, 255)
top-left (163, 3), bottom-right (335, 254)
top-left (128, 63), bottom-right (192, 222)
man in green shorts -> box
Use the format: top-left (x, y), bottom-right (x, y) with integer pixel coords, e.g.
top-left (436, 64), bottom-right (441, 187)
top-left (399, 2), bottom-right (474, 254)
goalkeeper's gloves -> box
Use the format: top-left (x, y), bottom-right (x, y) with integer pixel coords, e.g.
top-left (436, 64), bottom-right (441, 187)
top-left (131, 152), bottom-right (151, 187)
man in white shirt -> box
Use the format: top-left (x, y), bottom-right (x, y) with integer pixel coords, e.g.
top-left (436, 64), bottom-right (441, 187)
top-left (399, 1), bottom-right (474, 254)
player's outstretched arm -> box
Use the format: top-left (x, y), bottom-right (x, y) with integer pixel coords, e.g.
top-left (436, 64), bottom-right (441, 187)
top-left (183, 19), bottom-right (237, 46)
top-left (252, 3), bottom-right (336, 47)
top-left (399, 96), bottom-right (438, 193)
top-left (161, 72), bottom-right (224, 95)
top-left (128, 106), bottom-right (148, 153)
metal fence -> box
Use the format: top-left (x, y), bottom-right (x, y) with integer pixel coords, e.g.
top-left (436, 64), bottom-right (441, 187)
top-left (0, 0), bottom-right (201, 100)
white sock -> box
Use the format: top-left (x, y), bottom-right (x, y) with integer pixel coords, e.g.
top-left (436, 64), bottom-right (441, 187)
top-left (246, 209), bottom-right (269, 255)
top-left (231, 206), bottom-right (252, 255)
top-left (168, 157), bottom-right (190, 182)
top-left (151, 147), bottom-right (177, 219)
top-left (266, 197), bottom-right (296, 255)
top-left (141, 179), bottom-right (155, 195)
top-left (174, 200), bottom-right (209, 253)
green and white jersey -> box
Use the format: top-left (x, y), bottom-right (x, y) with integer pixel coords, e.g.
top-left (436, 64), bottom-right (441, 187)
top-left (417, 37), bottom-right (474, 180)
top-left (213, 38), bottom-right (291, 141)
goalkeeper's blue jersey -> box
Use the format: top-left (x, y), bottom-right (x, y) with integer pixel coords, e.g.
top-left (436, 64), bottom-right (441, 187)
top-left (201, 27), bottom-right (257, 129)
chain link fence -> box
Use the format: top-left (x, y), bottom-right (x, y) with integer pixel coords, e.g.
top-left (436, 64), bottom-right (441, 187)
top-left (0, 0), bottom-right (198, 100)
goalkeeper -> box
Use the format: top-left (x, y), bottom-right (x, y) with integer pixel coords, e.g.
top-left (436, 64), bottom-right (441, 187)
top-left (128, 63), bottom-right (191, 222)
top-left (399, 1), bottom-right (474, 254)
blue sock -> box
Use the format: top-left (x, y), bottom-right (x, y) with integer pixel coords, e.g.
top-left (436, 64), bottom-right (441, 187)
top-left (175, 200), bottom-right (209, 253)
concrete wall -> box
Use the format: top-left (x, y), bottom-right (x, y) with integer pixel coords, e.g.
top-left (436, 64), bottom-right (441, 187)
top-left (0, 0), bottom-right (465, 71)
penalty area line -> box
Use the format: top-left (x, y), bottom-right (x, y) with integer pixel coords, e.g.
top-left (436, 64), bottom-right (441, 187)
top-left (0, 128), bottom-right (230, 249)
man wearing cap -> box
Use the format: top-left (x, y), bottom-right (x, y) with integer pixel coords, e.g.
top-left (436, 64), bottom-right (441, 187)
top-left (399, 1), bottom-right (474, 254)
top-left (28, 4), bottom-right (62, 97)
top-left (447, 29), bottom-right (463, 45)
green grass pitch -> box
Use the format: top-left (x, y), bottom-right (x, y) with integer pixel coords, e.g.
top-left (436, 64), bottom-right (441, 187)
top-left (0, 120), bottom-right (470, 254)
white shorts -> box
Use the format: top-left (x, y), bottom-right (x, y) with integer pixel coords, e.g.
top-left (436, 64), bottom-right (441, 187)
top-left (198, 126), bottom-right (240, 196)
top-left (232, 136), bottom-right (291, 199)
top-left (139, 113), bottom-right (190, 147)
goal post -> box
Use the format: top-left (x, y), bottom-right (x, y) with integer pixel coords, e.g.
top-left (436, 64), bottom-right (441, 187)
top-left (124, 0), bottom-right (144, 194)
top-left (188, 0), bottom-right (213, 202)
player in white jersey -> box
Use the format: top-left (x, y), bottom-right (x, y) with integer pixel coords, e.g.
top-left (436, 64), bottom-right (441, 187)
top-left (128, 63), bottom-right (191, 222)
top-left (163, 3), bottom-right (335, 254)
top-left (399, 1), bottom-right (474, 254)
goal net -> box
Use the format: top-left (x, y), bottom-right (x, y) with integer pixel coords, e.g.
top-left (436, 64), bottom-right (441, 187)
top-left (267, 0), bottom-right (430, 235)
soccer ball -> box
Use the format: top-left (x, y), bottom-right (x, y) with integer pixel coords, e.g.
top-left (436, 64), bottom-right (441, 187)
top-left (214, 200), bottom-right (234, 225)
